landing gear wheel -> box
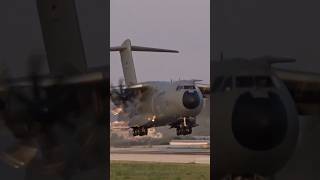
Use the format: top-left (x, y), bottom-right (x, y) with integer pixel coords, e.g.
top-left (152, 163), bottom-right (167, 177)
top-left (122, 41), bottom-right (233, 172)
top-left (132, 127), bottom-right (148, 136)
top-left (138, 128), bottom-right (146, 136)
top-left (176, 128), bottom-right (181, 136)
top-left (132, 128), bottom-right (138, 136)
top-left (173, 117), bottom-right (196, 136)
top-left (176, 127), bottom-right (192, 136)
top-left (144, 128), bottom-right (148, 136)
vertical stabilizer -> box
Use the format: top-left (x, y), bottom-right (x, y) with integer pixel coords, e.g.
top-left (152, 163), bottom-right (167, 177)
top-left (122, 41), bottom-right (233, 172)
top-left (36, 0), bottom-right (87, 75)
top-left (119, 39), bottom-right (138, 86)
top-left (110, 39), bottom-right (179, 86)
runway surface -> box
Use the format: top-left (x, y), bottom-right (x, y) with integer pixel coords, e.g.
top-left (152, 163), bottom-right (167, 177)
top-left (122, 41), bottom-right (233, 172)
top-left (110, 145), bottom-right (210, 164)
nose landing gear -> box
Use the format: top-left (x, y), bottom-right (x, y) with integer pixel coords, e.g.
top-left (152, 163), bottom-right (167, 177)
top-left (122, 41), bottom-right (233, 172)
top-left (172, 117), bottom-right (197, 136)
top-left (176, 126), bottom-right (192, 136)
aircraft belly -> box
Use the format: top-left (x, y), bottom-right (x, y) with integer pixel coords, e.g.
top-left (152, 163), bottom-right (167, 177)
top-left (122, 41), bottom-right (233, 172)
top-left (128, 114), bottom-right (175, 128)
top-left (154, 116), bottom-right (176, 126)
top-left (127, 116), bottom-right (149, 127)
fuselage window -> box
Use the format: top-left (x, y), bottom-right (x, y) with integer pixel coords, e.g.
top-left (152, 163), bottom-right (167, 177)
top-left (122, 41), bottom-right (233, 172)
top-left (236, 76), bottom-right (254, 88)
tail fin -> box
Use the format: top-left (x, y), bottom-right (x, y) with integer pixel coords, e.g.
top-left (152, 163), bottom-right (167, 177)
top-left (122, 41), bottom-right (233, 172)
top-left (36, 0), bottom-right (87, 75)
top-left (110, 39), bottom-right (179, 86)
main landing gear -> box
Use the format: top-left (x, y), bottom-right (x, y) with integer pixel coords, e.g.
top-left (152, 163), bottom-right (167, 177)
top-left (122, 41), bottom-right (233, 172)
top-left (132, 127), bottom-right (148, 136)
top-left (172, 117), bottom-right (197, 136)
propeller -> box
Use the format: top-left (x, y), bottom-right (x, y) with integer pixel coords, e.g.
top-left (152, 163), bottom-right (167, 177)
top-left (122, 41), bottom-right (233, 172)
top-left (6, 54), bottom-right (77, 136)
top-left (0, 53), bottom-right (106, 179)
top-left (110, 78), bottom-right (133, 107)
top-left (1, 54), bottom-right (71, 166)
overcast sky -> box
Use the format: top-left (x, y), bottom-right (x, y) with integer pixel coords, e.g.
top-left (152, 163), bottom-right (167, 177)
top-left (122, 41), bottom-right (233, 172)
top-left (110, 0), bottom-right (210, 84)
top-left (2, 0), bottom-right (320, 81)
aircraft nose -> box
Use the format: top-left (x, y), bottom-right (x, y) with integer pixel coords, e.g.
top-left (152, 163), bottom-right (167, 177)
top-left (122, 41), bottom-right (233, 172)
top-left (182, 91), bottom-right (200, 109)
top-left (232, 92), bottom-right (288, 151)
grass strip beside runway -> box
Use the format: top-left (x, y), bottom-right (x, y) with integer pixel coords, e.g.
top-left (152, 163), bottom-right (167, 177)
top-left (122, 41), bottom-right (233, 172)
top-left (110, 161), bottom-right (210, 180)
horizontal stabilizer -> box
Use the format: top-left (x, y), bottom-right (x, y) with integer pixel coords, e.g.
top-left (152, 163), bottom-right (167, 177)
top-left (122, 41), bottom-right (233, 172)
top-left (110, 46), bottom-right (179, 53)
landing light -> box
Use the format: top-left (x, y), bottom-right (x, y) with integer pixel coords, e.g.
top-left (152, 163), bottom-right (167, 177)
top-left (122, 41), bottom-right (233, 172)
top-left (152, 115), bottom-right (156, 122)
top-left (111, 107), bottom-right (123, 115)
top-left (146, 115), bottom-right (157, 122)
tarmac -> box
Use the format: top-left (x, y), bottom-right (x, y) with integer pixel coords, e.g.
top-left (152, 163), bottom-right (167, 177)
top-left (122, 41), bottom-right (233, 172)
top-left (110, 145), bottom-right (210, 164)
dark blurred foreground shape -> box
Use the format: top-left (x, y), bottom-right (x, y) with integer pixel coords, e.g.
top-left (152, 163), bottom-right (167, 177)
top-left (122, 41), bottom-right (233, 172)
top-left (0, 0), bottom-right (109, 179)
top-left (213, 0), bottom-right (320, 179)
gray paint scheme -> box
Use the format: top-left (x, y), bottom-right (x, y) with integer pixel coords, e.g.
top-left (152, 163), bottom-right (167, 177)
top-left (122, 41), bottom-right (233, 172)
top-left (110, 40), bottom-right (209, 134)
top-left (125, 81), bottom-right (204, 128)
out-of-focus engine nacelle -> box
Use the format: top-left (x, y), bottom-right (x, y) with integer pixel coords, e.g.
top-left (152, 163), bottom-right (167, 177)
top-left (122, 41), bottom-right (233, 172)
top-left (212, 58), bottom-right (299, 179)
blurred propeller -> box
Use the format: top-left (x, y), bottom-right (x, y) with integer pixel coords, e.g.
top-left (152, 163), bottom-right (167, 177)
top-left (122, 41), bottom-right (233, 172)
top-left (0, 53), bottom-right (96, 178)
top-left (0, 54), bottom-right (49, 169)
top-left (110, 78), bottom-right (133, 107)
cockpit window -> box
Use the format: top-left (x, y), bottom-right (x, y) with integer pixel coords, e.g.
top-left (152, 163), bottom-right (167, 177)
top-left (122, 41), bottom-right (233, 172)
top-left (213, 75), bottom-right (274, 91)
top-left (236, 76), bottom-right (274, 88)
top-left (183, 86), bottom-right (195, 89)
top-left (236, 76), bottom-right (254, 88)
top-left (255, 76), bottom-right (273, 87)
top-left (176, 85), bottom-right (195, 91)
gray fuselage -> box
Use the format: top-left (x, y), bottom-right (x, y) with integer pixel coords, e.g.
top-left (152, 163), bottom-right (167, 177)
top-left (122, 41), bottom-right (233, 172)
top-left (125, 80), bottom-right (204, 128)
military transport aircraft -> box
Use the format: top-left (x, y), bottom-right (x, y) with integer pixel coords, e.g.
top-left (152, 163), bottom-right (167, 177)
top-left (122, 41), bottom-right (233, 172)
top-left (0, 0), bottom-right (107, 179)
top-left (110, 39), bottom-right (210, 136)
top-left (212, 56), bottom-right (320, 180)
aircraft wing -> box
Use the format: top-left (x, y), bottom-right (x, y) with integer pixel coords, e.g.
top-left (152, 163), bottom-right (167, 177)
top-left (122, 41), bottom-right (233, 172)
top-left (197, 84), bottom-right (210, 98)
top-left (0, 66), bottom-right (108, 92)
top-left (274, 68), bottom-right (320, 116)
top-left (127, 83), bottom-right (151, 90)
top-left (110, 83), bottom-right (151, 94)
